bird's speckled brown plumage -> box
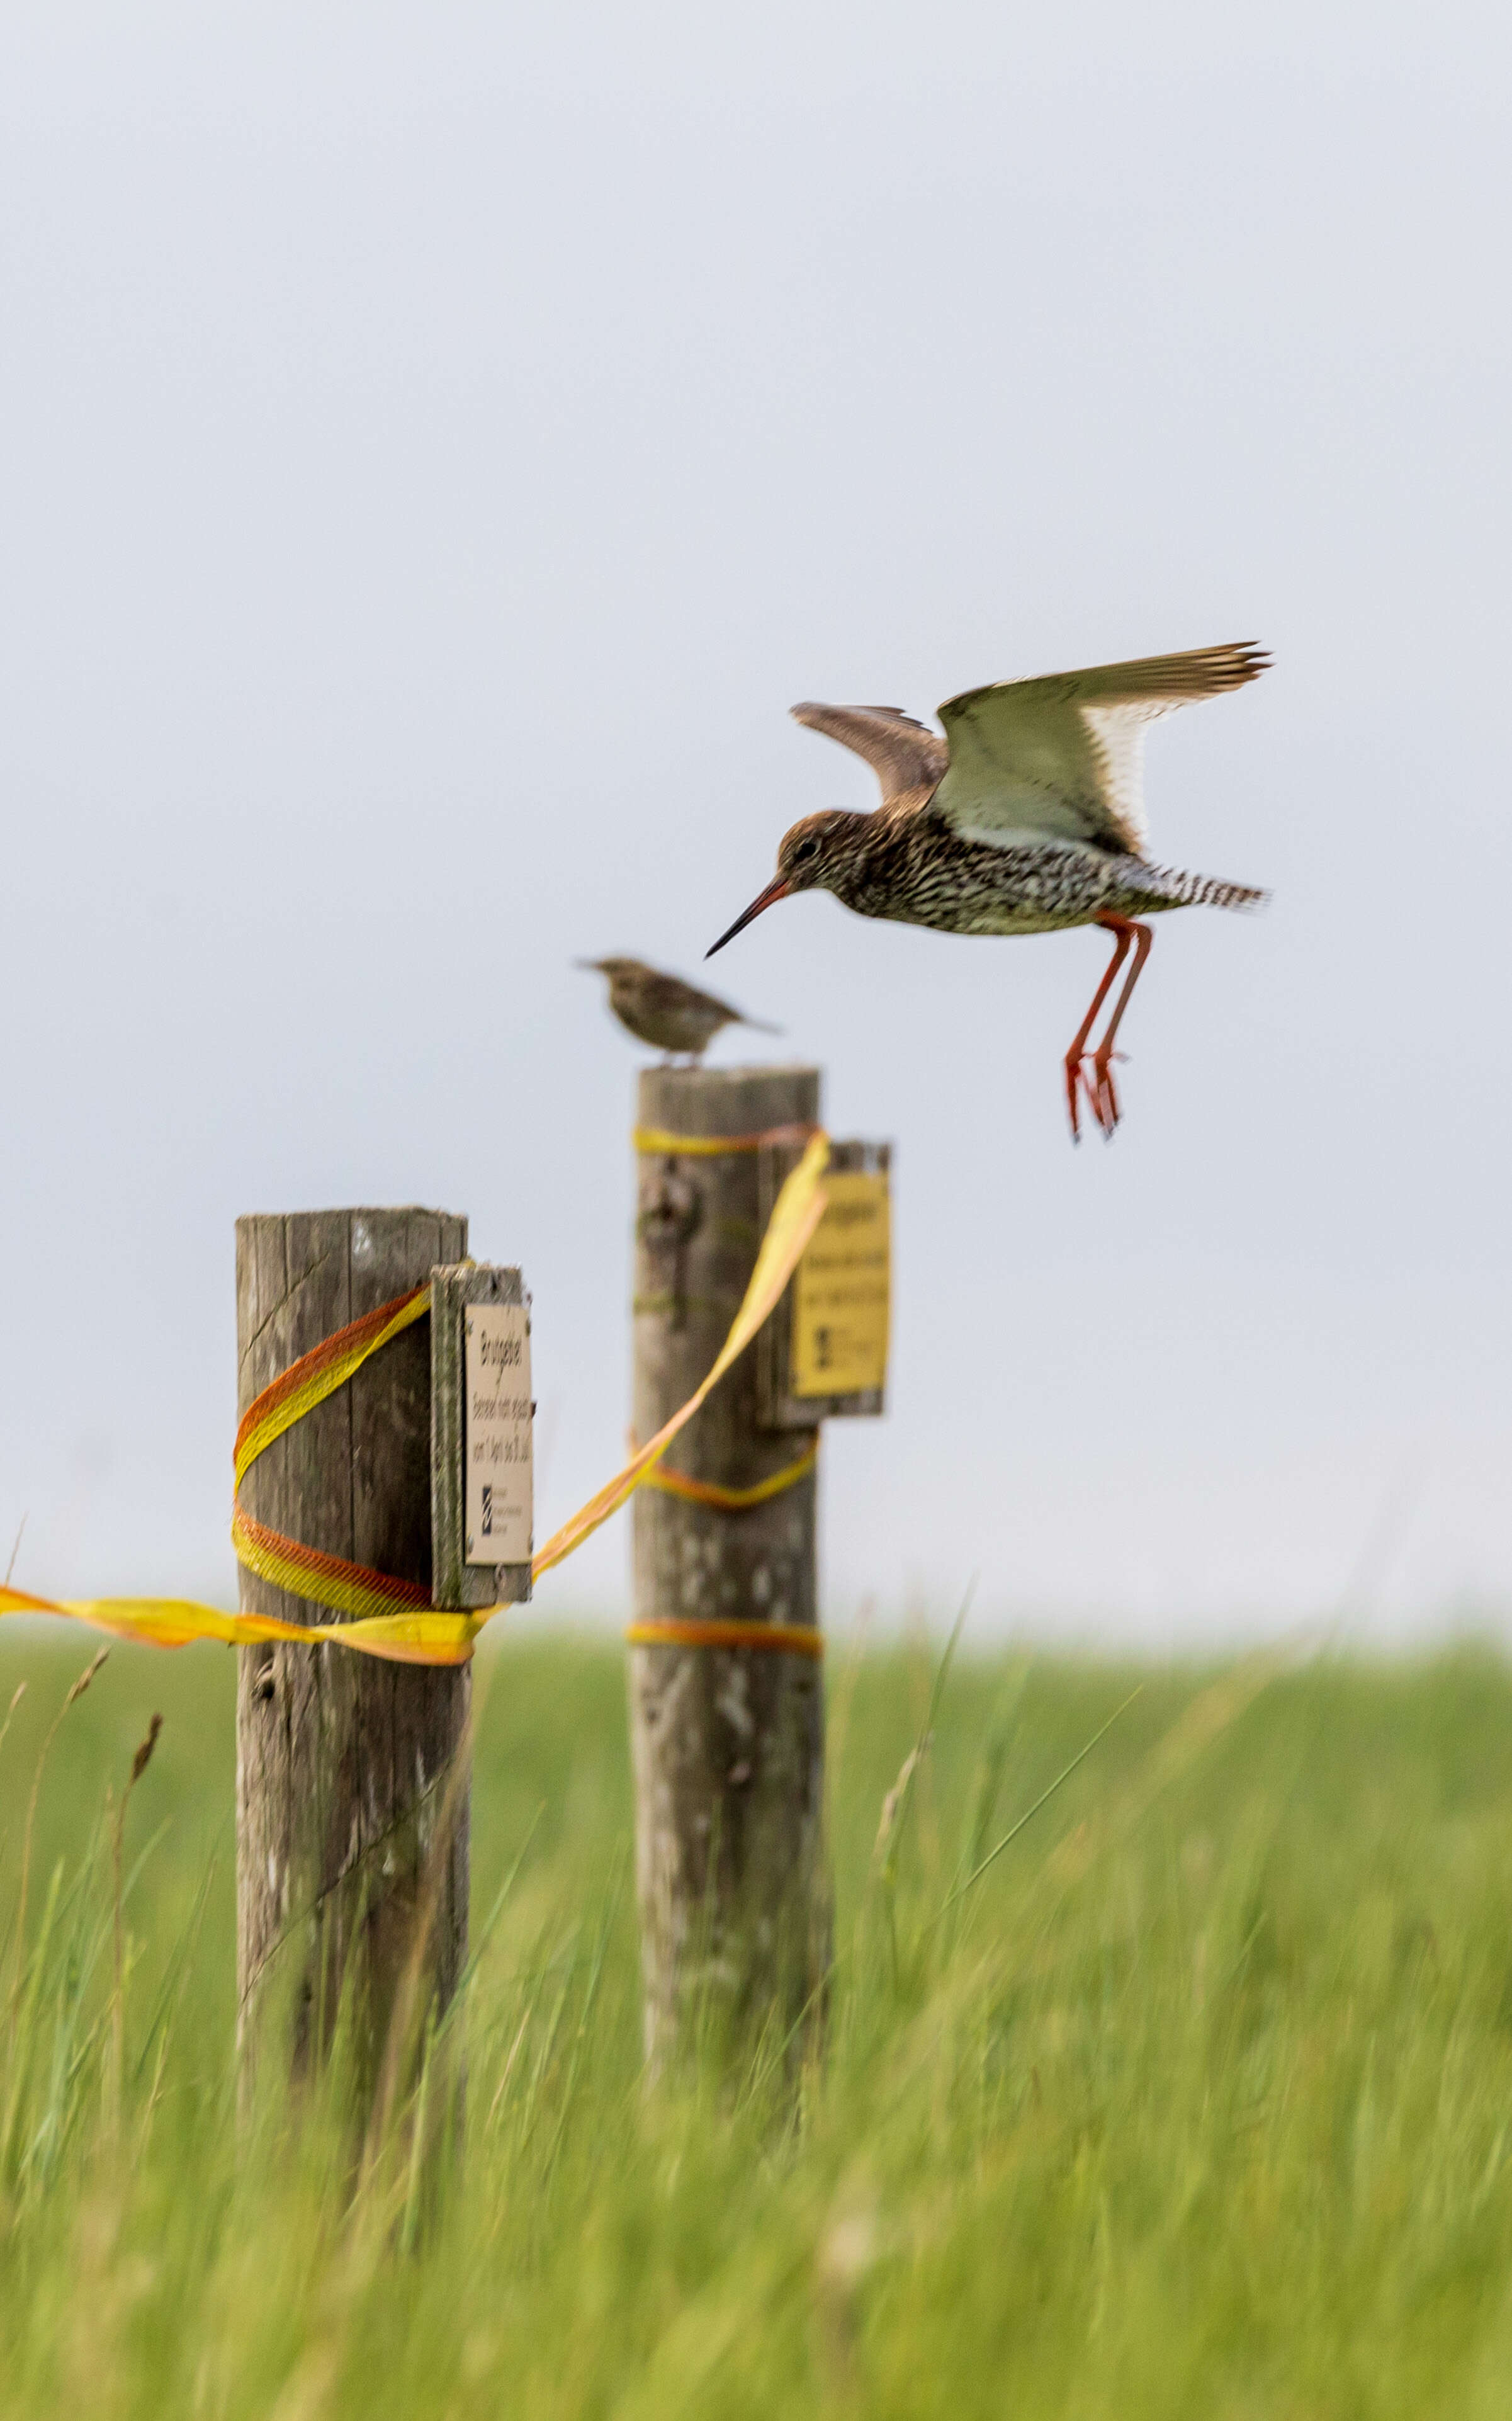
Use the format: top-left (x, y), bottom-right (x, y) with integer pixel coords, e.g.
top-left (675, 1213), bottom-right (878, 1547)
top-left (578, 956), bottom-right (780, 1062)
top-left (708, 642), bottom-right (1268, 1137)
top-left (769, 801), bottom-right (1261, 939)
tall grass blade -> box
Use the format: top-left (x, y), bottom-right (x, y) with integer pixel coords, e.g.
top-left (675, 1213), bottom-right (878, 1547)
top-left (937, 1684), bottom-right (1144, 1920)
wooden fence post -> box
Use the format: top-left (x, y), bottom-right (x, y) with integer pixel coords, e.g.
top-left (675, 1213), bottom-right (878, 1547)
top-left (234, 1208), bottom-right (470, 2105)
top-left (628, 1066), bottom-right (830, 2072)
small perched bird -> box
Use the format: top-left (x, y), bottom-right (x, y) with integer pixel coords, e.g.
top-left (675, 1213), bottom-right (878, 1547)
top-left (707, 643), bottom-right (1268, 1137)
top-left (578, 955), bottom-right (781, 1062)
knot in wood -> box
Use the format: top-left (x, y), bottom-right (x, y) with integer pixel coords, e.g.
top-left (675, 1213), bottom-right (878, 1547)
top-left (638, 1164), bottom-right (703, 1333)
top-left (637, 1165), bottom-right (702, 1257)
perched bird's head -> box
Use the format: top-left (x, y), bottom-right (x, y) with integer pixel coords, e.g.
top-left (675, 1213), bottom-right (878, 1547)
top-left (706, 810), bottom-right (865, 956)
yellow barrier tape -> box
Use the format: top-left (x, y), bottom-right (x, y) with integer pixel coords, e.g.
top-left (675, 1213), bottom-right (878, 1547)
top-left (625, 1618), bottom-right (823, 1658)
top-left (0, 1131), bottom-right (832, 1665)
top-left (638, 1441), bottom-right (818, 1512)
top-left (228, 1505), bottom-right (434, 1628)
top-left (633, 1122), bottom-right (818, 1157)
top-left (223, 1286), bottom-right (446, 1629)
top-left (0, 1581), bottom-right (482, 1667)
top-left (232, 1286), bottom-right (431, 1488)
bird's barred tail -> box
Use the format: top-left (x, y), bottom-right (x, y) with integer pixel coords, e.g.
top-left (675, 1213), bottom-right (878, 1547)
top-left (1124, 859), bottom-right (1268, 913)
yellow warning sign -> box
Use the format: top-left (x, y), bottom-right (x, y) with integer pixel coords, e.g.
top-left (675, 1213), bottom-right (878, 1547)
top-left (791, 1170), bottom-right (890, 1398)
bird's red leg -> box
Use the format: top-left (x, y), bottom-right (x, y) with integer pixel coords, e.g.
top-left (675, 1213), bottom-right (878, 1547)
top-left (1088, 917), bottom-right (1153, 1135)
top-left (1063, 922), bottom-right (1133, 1139)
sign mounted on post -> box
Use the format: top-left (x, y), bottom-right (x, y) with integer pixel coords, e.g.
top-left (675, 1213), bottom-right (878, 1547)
top-left (431, 1262), bottom-right (533, 1612)
top-left (757, 1138), bottom-right (891, 1429)
top-left (463, 1301), bottom-right (533, 1565)
top-left (789, 1167), bottom-right (890, 1398)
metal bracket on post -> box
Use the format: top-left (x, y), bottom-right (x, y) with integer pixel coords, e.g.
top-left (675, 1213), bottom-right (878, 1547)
top-left (430, 1261), bottom-right (534, 1613)
top-left (756, 1138), bottom-right (892, 1430)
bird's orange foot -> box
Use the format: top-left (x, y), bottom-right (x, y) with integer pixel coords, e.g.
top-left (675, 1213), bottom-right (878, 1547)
top-left (1088, 1048), bottom-right (1128, 1138)
top-left (1064, 1054), bottom-right (1107, 1142)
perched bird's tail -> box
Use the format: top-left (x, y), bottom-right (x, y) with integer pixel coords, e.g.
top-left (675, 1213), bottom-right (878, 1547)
top-left (739, 1013), bottom-right (784, 1035)
top-left (1122, 859), bottom-right (1268, 914)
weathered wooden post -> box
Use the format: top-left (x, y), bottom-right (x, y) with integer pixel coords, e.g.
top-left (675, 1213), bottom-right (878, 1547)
top-left (235, 1208), bottom-right (530, 2106)
top-left (628, 1067), bottom-right (889, 2072)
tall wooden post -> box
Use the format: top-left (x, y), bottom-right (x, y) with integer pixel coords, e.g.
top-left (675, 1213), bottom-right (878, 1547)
top-left (629, 1067), bottom-right (829, 2072)
top-left (235, 1208), bottom-right (470, 2101)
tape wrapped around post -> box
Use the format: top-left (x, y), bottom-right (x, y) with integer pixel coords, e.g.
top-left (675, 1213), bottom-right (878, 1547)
top-left (633, 1122), bottom-right (820, 1158)
top-left (636, 1441), bottom-right (817, 1512)
top-left (624, 1618), bottom-right (824, 1658)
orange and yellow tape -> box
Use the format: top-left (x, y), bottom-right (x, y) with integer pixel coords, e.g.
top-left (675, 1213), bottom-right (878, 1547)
top-left (632, 1121), bottom-right (818, 1158)
top-left (624, 1618), bottom-right (823, 1658)
top-left (638, 1441), bottom-right (817, 1512)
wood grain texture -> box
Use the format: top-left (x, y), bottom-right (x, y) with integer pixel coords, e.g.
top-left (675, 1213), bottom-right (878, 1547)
top-left (629, 1067), bottom-right (830, 2072)
top-left (430, 1261), bottom-right (532, 1614)
top-left (235, 1208), bottom-right (470, 2102)
top-left (756, 1136), bottom-right (891, 1428)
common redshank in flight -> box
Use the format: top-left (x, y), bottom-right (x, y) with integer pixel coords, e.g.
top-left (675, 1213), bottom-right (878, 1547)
top-left (706, 643), bottom-right (1267, 1137)
top-left (577, 956), bottom-right (781, 1063)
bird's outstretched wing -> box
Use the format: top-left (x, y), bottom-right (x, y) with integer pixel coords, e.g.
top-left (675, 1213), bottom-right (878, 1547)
top-left (932, 642), bottom-right (1267, 855)
top-left (791, 701), bottom-right (949, 803)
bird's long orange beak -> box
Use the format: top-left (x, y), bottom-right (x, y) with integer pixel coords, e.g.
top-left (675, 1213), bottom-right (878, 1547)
top-left (706, 876), bottom-right (792, 958)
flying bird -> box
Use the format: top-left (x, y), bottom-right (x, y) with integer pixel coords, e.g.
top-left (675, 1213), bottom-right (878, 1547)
top-left (707, 644), bottom-right (1268, 1138)
top-left (578, 956), bottom-right (781, 1063)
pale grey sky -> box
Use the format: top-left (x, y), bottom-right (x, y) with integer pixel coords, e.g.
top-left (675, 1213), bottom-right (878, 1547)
top-left (3, 2), bottom-right (1509, 1645)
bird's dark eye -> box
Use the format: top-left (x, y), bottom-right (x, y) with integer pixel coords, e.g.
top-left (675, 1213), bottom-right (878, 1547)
top-left (794, 836), bottom-right (820, 863)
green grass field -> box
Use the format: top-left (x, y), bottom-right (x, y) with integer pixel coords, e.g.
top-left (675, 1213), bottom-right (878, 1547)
top-left (4, 1626), bottom-right (1512, 2417)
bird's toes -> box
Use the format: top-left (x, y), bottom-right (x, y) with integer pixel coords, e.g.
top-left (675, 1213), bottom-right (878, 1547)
top-left (1070, 1057), bottom-right (1108, 1143)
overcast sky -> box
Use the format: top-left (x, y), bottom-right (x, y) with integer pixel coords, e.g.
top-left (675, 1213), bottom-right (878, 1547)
top-left (3, 2), bottom-right (1509, 1648)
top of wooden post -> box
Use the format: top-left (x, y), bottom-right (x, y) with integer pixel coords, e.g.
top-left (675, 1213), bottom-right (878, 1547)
top-left (636, 1062), bottom-right (821, 1134)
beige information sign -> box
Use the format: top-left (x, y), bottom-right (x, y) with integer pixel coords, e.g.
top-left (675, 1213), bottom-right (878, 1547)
top-left (791, 1169), bottom-right (891, 1398)
top-left (465, 1303), bottom-right (533, 1565)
